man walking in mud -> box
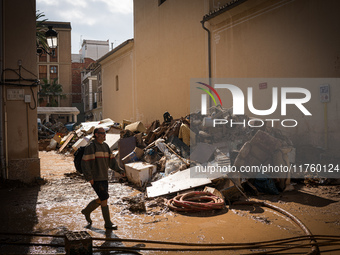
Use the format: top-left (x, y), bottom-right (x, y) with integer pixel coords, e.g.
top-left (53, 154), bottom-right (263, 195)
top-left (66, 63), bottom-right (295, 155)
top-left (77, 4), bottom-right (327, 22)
top-left (81, 127), bottom-right (124, 229)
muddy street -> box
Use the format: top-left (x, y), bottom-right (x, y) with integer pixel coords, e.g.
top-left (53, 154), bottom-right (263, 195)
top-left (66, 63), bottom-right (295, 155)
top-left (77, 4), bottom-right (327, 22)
top-left (0, 151), bottom-right (339, 254)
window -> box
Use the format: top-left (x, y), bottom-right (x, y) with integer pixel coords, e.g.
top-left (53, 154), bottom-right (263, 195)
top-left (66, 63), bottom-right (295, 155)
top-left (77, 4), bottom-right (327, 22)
top-left (39, 65), bottom-right (47, 79)
top-left (50, 65), bottom-right (58, 79)
top-left (50, 66), bottom-right (57, 73)
top-left (98, 89), bottom-right (102, 104)
top-left (50, 48), bottom-right (58, 62)
top-left (98, 72), bottom-right (101, 85)
top-left (115, 75), bottom-right (119, 91)
top-left (39, 51), bottom-right (47, 62)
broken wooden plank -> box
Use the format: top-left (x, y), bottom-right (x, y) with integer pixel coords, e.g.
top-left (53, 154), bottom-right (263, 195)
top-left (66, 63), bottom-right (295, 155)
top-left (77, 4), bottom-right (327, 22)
top-left (58, 131), bottom-right (75, 153)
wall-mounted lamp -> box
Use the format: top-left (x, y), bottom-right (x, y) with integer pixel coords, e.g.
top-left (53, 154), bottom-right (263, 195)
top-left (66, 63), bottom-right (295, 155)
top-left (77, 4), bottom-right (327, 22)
top-left (45, 26), bottom-right (58, 49)
top-left (37, 26), bottom-right (58, 56)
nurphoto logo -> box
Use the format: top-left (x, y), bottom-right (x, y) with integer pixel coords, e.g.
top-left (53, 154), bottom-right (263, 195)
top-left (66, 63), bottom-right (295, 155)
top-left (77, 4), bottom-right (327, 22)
top-left (196, 82), bottom-right (312, 128)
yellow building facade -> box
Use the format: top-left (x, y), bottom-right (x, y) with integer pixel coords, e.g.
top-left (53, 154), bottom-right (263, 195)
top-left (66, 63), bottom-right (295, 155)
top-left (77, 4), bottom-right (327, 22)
top-left (37, 21), bottom-right (72, 110)
top-left (127, 0), bottom-right (340, 151)
top-left (205, 0), bottom-right (340, 150)
top-left (84, 0), bottom-right (340, 152)
top-left (99, 39), bottom-right (134, 124)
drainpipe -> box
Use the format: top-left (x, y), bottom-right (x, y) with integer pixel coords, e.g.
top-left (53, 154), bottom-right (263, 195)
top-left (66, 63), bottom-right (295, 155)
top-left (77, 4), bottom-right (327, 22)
top-left (200, 0), bottom-right (249, 110)
top-left (200, 20), bottom-right (212, 108)
top-left (201, 20), bottom-right (211, 81)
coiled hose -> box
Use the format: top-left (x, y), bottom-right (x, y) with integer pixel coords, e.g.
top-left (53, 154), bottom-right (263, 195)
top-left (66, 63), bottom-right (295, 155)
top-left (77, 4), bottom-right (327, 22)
top-left (167, 191), bottom-right (225, 212)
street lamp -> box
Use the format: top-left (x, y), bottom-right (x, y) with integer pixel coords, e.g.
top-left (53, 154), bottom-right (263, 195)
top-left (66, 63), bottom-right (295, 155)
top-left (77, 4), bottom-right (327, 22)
top-left (45, 26), bottom-right (58, 49)
top-left (37, 26), bottom-right (58, 56)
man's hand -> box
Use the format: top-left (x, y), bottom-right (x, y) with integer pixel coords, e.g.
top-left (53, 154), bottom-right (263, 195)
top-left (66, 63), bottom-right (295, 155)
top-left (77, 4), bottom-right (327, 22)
top-left (89, 179), bottom-right (94, 185)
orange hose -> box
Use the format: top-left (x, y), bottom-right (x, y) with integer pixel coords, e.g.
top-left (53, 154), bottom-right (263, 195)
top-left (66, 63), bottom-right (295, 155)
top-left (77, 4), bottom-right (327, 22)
top-left (167, 191), bottom-right (225, 212)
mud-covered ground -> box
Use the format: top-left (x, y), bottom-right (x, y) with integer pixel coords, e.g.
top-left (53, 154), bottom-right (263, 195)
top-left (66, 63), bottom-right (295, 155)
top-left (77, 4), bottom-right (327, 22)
top-left (0, 151), bottom-right (339, 254)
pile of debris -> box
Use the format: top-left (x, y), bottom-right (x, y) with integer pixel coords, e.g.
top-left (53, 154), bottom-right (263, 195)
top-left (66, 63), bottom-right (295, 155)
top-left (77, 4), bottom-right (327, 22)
top-left (38, 121), bottom-right (76, 151)
top-left (38, 121), bottom-right (71, 139)
top-left (41, 107), bottom-right (314, 213)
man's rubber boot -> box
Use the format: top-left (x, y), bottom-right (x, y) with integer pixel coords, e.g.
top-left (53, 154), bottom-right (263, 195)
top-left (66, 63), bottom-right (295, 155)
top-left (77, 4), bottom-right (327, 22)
top-left (101, 205), bottom-right (117, 230)
top-left (81, 199), bottom-right (100, 224)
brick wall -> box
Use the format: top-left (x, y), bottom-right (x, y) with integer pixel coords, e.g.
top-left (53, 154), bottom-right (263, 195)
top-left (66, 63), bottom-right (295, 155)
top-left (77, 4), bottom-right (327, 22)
top-left (71, 58), bottom-right (95, 103)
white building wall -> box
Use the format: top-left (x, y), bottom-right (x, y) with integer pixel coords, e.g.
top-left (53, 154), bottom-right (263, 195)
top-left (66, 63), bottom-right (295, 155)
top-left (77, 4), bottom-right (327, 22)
top-left (81, 40), bottom-right (110, 61)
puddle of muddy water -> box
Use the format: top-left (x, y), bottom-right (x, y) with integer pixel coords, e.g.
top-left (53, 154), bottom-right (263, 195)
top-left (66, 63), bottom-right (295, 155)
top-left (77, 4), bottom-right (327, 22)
top-left (0, 151), bottom-right (339, 254)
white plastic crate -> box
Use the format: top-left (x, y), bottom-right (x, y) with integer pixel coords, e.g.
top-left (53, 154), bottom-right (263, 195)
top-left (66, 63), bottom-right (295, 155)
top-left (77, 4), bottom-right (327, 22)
top-left (125, 162), bottom-right (157, 187)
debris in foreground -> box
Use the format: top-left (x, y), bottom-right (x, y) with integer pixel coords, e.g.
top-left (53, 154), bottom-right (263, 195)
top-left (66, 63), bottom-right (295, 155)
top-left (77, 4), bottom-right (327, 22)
top-left (39, 108), bottom-right (340, 214)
